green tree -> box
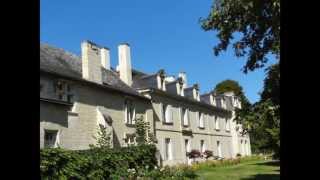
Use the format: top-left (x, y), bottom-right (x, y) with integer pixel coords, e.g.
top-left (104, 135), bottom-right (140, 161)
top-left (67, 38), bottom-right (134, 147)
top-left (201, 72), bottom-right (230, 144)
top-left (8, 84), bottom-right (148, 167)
top-left (135, 115), bottom-right (156, 145)
top-left (201, 0), bottom-right (280, 73)
top-left (235, 63), bottom-right (280, 158)
top-left (90, 125), bottom-right (112, 149)
top-left (214, 79), bottom-right (251, 110)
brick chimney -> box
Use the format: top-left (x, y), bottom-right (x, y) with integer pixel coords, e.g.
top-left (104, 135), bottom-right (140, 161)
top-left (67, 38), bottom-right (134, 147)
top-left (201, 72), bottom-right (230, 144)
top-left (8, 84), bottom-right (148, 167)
top-left (100, 47), bottom-right (110, 70)
top-left (81, 41), bottom-right (103, 84)
top-left (118, 43), bottom-right (132, 86)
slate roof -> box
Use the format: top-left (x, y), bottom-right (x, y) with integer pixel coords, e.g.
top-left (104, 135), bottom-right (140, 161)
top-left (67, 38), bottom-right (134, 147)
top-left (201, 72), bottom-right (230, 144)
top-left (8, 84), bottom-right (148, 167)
top-left (40, 43), bottom-right (146, 99)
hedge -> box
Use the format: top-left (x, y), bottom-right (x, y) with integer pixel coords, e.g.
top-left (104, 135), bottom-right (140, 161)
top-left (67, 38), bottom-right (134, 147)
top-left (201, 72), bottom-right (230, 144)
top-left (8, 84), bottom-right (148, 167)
top-left (40, 144), bottom-right (158, 179)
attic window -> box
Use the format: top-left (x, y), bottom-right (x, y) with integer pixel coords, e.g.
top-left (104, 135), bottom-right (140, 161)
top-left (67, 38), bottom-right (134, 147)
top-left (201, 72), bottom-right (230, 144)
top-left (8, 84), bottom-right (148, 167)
top-left (160, 77), bottom-right (166, 91)
top-left (216, 98), bottom-right (222, 108)
top-left (179, 84), bottom-right (184, 96)
top-left (54, 80), bottom-right (74, 103)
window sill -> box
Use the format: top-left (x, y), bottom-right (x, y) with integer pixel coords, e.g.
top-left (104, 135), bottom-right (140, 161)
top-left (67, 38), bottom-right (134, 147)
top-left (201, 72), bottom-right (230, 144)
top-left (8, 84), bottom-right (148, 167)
top-left (125, 123), bottom-right (136, 127)
top-left (198, 127), bottom-right (205, 130)
top-left (163, 122), bottom-right (174, 125)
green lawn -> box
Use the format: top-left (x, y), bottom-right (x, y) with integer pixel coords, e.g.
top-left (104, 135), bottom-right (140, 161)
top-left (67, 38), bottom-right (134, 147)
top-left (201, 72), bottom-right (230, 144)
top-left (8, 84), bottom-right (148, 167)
top-left (196, 160), bottom-right (280, 180)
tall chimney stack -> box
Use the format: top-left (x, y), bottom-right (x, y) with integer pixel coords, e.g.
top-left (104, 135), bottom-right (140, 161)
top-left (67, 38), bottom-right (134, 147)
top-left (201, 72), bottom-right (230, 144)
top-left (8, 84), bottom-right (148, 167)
top-left (81, 41), bottom-right (103, 84)
top-left (100, 47), bottom-right (110, 70)
top-left (118, 43), bottom-right (133, 86)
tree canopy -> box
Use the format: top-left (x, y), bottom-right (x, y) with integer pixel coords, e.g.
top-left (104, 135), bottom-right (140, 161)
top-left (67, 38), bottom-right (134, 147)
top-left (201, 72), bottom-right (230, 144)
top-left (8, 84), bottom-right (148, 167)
top-left (234, 63), bottom-right (280, 158)
top-left (214, 79), bottom-right (243, 96)
top-left (201, 0), bottom-right (280, 73)
top-left (214, 79), bottom-right (251, 110)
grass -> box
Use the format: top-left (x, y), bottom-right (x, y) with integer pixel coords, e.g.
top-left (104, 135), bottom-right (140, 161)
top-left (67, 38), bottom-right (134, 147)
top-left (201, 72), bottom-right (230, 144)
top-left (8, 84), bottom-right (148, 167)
top-left (195, 159), bottom-right (280, 180)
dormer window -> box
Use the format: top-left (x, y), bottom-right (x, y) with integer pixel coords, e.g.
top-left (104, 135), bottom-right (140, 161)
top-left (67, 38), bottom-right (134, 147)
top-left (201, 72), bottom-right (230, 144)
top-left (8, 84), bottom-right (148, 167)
top-left (179, 83), bottom-right (184, 96)
top-left (157, 70), bottom-right (166, 91)
top-left (161, 78), bottom-right (166, 91)
top-left (193, 84), bottom-right (200, 101)
top-left (54, 80), bottom-right (74, 103)
top-left (216, 98), bottom-right (222, 108)
top-left (195, 90), bottom-right (199, 100)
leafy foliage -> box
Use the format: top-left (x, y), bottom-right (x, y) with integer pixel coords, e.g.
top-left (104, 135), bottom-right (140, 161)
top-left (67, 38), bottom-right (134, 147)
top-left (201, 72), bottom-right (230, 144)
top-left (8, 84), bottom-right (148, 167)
top-left (186, 149), bottom-right (201, 159)
top-left (135, 115), bottom-right (156, 145)
top-left (214, 79), bottom-right (251, 110)
top-left (203, 150), bottom-right (214, 159)
top-left (201, 0), bottom-right (280, 73)
top-left (40, 144), bottom-right (158, 179)
top-left (90, 124), bottom-right (111, 149)
top-left (235, 63), bottom-right (280, 158)
top-left (143, 165), bottom-right (198, 179)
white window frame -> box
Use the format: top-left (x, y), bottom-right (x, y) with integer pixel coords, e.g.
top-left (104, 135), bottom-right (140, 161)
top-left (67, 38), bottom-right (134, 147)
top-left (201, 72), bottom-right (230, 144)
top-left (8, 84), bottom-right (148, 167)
top-left (200, 140), bottom-right (206, 153)
top-left (44, 129), bottom-right (59, 148)
top-left (124, 133), bottom-right (136, 147)
top-left (164, 138), bottom-right (172, 160)
top-left (199, 112), bottom-right (204, 129)
top-left (125, 99), bottom-right (136, 125)
top-left (185, 139), bottom-right (191, 153)
top-left (182, 108), bottom-right (189, 126)
top-left (240, 140), bottom-right (244, 155)
top-left (215, 116), bottom-right (220, 130)
top-left (217, 141), bottom-right (222, 157)
top-left (164, 104), bottom-right (173, 124)
top-left (225, 118), bottom-right (230, 131)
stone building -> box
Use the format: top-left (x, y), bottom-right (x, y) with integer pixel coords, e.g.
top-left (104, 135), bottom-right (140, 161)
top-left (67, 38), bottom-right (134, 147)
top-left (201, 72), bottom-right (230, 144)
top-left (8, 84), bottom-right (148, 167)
top-left (40, 40), bottom-right (251, 166)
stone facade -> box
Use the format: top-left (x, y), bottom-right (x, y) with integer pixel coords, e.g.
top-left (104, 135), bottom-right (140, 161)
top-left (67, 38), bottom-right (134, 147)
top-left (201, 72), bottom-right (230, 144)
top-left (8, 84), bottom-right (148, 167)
top-left (40, 40), bottom-right (251, 166)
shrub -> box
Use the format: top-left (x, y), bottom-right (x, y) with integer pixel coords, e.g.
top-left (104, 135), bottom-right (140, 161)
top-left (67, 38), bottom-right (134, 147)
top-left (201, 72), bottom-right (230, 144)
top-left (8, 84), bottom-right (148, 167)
top-left (142, 164), bottom-right (198, 179)
top-left (203, 150), bottom-right (213, 159)
top-left (186, 149), bottom-right (201, 159)
top-left (40, 144), bottom-right (157, 179)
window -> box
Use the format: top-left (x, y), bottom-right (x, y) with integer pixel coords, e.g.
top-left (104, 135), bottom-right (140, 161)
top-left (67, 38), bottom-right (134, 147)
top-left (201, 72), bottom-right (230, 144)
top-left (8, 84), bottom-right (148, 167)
top-left (160, 78), bottom-right (165, 90)
top-left (215, 116), bottom-right (220, 130)
top-left (124, 134), bottom-right (136, 146)
top-left (158, 75), bottom-right (166, 91)
top-left (244, 140), bottom-right (248, 155)
top-left (182, 108), bottom-right (189, 126)
top-left (125, 99), bottom-right (135, 125)
top-left (185, 139), bottom-right (190, 153)
top-left (163, 104), bottom-right (172, 124)
top-left (179, 84), bottom-right (184, 96)
top-left (240, 140), bottom-right (244, 155)
top-left (216, 98), bottom-right (222, 108)
top-left (164, 138), bottom-right (172, 160)
top-left (217, 141), bottom-right (222, 157)
top-left (44, 130), bottom-right (58, 148)
top-left (199, 112), bottom-right (204, 128)
top-left (195, 90), bottom-right (199, 100)
top-left (200, 140), bottom-right (205, 153)
top-left (54, 80), bottom-right (74, 103)
top-left (225, 118), bottom-right (230, 131)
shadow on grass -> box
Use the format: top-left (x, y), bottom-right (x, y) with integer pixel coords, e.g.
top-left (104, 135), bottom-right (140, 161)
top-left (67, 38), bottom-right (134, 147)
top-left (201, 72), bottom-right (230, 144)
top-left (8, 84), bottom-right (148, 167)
top-left (253, 160), bottom-right (280, 167)
top-left (240, 174), bottom-right (280, 180)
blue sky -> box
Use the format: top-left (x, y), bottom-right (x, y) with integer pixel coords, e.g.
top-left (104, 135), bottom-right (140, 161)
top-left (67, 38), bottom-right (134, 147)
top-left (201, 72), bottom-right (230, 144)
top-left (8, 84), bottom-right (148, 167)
top-left (41, 0), bottom-right (276, 103)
